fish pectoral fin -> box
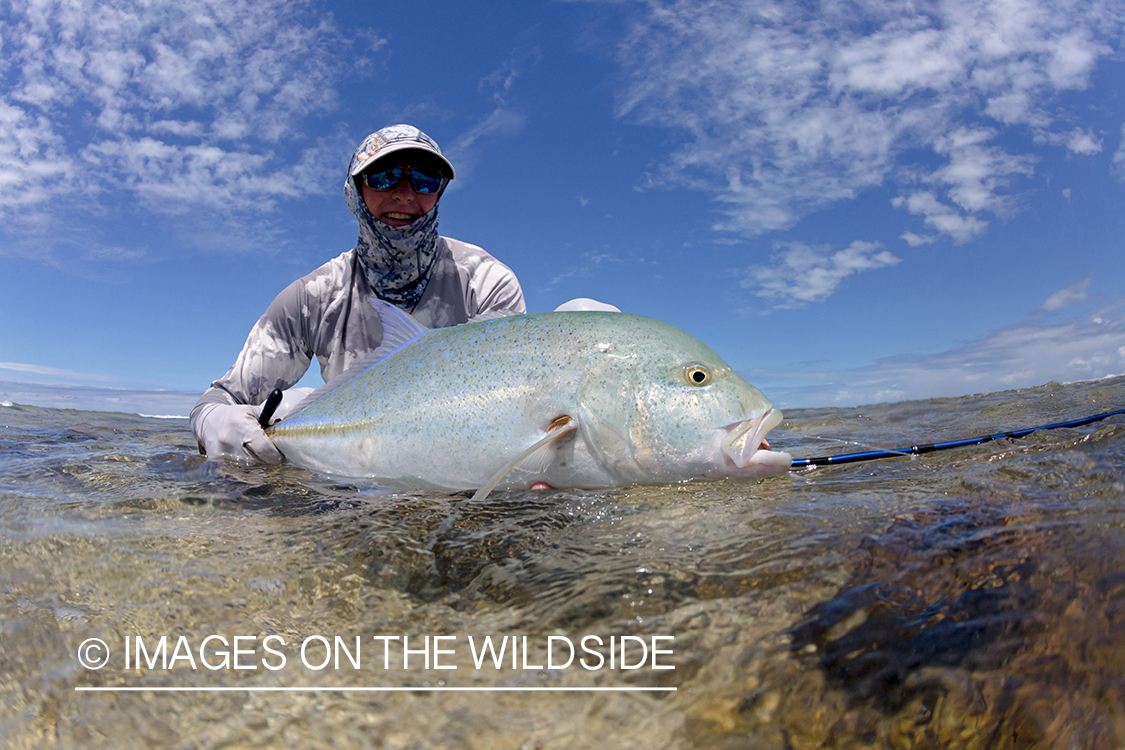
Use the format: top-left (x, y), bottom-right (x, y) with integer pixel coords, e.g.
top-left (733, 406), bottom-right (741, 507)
top-left (470, 418), bottom-right (578, 502)
top-left (577, 400), bottom-right (639, 479)
top-left (516, 417), bottom-right (578, 474)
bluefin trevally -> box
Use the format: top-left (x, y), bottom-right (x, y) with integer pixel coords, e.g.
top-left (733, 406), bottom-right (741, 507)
top-left (268, 300), bottom-right (792, 498)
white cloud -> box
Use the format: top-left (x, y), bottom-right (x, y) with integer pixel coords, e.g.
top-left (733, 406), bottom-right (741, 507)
top-left (1035, 126), bottom-right (1105, 154)
top-left (891, 192), bottom-right (989, 243)
top-left (738, 240), bottom-right (900, 309)
top-left (0, 0), bottom-right (351, 228)
top-left (1113, 122), bottom-right (1125, 180)
top-left (443, 107), bottom-right (528, 186)
top-left (1039, 276), bottom-right (1092, 312)
top-left (0, 361), bottom-right (113, 382)
top-left (545, 249), bottom-right (649, 290)
top-left (443, 54), bottom-right (534, 188)
top-left (901, 230), bottom-right (939, 247)
top-left (930, 128), bottom-right (1036, 214)
top-left (745, 296), bottom-right (1125, 407)
top-left (1066, 128), bottom-right (1104, 154)
top-left (0, 101), bottom-right (71, 209)
top-left (887, 127), bottom-right (1037, 242)
top-left (606, 0), bottom-right (1124, 241)
top-left (0, 381), bottom-right (199, 416)
top-left (81, 137), bottom-right (299, 212)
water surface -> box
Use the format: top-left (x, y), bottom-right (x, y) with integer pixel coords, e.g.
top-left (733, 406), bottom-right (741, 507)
top-left (2, 377), bottom-right (1123, 748)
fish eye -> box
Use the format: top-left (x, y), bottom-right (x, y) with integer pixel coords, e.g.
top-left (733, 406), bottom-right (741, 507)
top-left (684, 364), bottom-right (711, 386)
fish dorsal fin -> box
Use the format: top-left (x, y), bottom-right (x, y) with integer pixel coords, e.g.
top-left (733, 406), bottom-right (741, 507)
top-left (272, 298), bottom-right (431, 422)
top-left (367, 296), bottom-right (430, 356)
top-left (471, 417), bottom-right (578, 502)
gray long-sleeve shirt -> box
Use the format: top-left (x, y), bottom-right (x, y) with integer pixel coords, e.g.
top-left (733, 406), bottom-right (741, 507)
top-left (190, 237), bottom-right (525, 437)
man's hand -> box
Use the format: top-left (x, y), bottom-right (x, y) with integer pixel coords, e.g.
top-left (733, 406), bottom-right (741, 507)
top-left (194, 403), bottom-right (284, 463)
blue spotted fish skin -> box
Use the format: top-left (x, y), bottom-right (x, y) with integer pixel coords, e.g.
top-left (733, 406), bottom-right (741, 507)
top-left (268, 307), bottom-right (791, 491)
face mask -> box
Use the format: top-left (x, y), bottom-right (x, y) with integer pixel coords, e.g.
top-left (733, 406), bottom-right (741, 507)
top-left (344, 168), bottom-right (442, 311)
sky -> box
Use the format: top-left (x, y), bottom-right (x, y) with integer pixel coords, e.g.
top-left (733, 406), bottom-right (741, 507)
top-left (2, 0), bottom-right (1124, 415)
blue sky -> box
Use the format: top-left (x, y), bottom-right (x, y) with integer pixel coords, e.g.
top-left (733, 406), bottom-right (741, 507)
top-left (2, 0), bottom-right (1124, 414)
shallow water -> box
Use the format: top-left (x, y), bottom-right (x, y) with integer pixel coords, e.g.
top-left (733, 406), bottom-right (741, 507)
top-left (1, 377), bottom-right (1124, 749)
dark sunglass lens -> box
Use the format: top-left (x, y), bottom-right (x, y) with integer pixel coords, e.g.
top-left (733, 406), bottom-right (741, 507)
top-left (408, 169), bottom-right (443, 194)
top-left (364, 167), bottom-right (404, 191)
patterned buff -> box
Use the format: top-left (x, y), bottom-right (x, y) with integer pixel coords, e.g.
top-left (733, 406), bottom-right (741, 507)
top-left (344, 126), bottom-right (449, 311)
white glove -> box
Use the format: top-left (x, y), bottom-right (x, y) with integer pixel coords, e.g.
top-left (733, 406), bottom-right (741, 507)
top-left (194, 402), bottom-right (283, 463)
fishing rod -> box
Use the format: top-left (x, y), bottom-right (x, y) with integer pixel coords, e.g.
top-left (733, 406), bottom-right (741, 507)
top-left (789, 407), bottom-right (1125, 470)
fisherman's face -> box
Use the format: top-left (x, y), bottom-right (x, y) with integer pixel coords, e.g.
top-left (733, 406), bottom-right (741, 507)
top-left (359, 157), bottom-right (440, 228)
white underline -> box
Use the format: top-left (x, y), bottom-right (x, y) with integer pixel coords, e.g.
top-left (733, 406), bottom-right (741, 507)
top-left (75, 686), bottom-right (676, 692)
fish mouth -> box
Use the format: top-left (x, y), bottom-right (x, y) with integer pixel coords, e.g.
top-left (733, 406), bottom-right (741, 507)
top-left (719, 408), bottom-right (791, 470)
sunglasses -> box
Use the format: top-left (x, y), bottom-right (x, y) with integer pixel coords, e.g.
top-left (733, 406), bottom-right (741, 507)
top-left (362, 165), bottom-right (444, 194)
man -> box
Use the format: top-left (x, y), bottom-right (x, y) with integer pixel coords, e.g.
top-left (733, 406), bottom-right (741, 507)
top-left (191, 124), bottom-right (526, 461)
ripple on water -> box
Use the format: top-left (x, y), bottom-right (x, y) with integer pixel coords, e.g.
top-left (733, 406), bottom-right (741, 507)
top-left (0, 378), bottom-right (1123, 748)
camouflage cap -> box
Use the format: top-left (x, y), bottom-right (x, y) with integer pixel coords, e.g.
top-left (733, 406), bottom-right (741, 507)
top-left (349, 124), bottom-right (455, 179)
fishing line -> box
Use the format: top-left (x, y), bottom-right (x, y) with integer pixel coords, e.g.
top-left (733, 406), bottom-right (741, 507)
top-left (789, 407), bottom-right (1125, 470)
top-left (259, 384), bottom-right (1120, 474)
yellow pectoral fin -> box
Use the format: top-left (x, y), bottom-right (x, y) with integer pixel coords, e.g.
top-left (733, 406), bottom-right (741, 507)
top-left (471, 417), bottom-right (578, 502)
